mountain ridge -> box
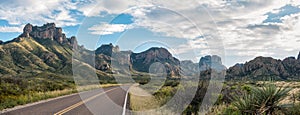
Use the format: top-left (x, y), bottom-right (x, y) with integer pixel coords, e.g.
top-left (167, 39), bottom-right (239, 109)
top-left (226, 55), bottom-right (300, 80)
top-left (0, 23), bottom-right (299, 81)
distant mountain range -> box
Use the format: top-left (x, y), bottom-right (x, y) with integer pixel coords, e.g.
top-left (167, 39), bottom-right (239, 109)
top-left (226, 55), bottom-right (300, 80)
top-left (0, 23), bottom-right (299, 81)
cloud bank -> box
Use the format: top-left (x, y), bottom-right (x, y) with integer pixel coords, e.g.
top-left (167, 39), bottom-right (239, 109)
top-left (1, 0), bottom-right (300, 66)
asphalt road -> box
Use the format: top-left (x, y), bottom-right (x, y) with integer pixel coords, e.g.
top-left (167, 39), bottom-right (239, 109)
top-left (1, 85), bottom-right (131, 115)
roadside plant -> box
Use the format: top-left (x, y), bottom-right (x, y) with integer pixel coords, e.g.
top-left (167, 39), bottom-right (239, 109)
top-left (232, 84), bottom-right (291, 114)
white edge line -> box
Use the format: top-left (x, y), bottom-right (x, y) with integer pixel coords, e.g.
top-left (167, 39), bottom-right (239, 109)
top-left (0, 86), bottom-right (115, 114)
top-left (0, 92), bottom-right (79, 114)
top-left (122, 88), bottom-right (130, 115)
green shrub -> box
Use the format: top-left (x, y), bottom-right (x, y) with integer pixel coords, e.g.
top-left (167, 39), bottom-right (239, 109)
top-left (232, 84), bottom-right (291, 114)
top-left (241, 85), bottom-right (251, 93)
top-left (282, 103), bottom-right (300, 115)
top-left (222, 105), bottom-right (241, 115)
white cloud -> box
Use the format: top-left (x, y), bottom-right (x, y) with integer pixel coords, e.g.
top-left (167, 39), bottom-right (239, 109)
top-left (0, 0), bottom-right (79, 27)
top-left (88, 23), bottom-right (131, 35)
top-left (112, 0), bottom-right (300, 66)
top-left (0, 26), bottom-right (23, 33)
top-left (77, 0), bottom-right (150, 17)
top-left (1, 0), bottom-right (300, 66)
top-left (78, 0), bottom-right (299, 64)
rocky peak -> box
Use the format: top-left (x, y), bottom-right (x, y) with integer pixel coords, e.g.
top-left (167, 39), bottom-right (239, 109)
top-left (297, 51), bottom-right (300, 60)
top-left (199, 55), bottom-right (222, 66)
top-left (226, 56), bottom-right (294, 80)
top-left (0, 40), bottom-right (3, 45)
top-left (181, 60), bottom-right (194, 65)
top-left (143, 47), bottom-right (173, 59)
top-left (95, 43), bottom-right (120, 56)
top-left (284, 56), bottom-right (296, 60)
top-left (234, 63), bottom-right (244, 67)
top-left (199, 55), bottom-right (226, 71)
top-left (130, 47), bottom-right (180, 76)
top-left (20, 23), bottom-right (67, 44)
top-left (69, 36), bottom-right (78, 49)
top-left (131, 47), bottom-right (179, 65)
top-left (18, 23), bottom-right (78, 48)
top-left (22, 23), bottom-right (33, 38)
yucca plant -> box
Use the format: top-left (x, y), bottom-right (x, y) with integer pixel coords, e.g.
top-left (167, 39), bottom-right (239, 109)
top-left (232, 94), bottom-right (256, 114)
top-left (233, 84), bottom-right (291, 115)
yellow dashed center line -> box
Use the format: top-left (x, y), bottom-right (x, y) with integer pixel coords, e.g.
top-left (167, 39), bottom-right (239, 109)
top-left (54, 87), bottom-right (119, 115)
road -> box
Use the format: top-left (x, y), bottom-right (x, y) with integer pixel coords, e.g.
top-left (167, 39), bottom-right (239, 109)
top-left (1, 85), bottom-right (131, 115)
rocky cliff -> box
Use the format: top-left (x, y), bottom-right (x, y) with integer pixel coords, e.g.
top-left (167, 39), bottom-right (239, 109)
top-left (226, 55), bottom-right (300, 80)
top-left (130, 47), bottom-right (181, 77)
top-left (19, 23), bottom-right (78, 48)
top-left (199, 55), bottom-right (226, 72)
top-left (1, 22), bottom-right (300, 80)
top-left (95, 43), bottom-right (120, 56)
top-left (298, 51), bottom-right (300, 60)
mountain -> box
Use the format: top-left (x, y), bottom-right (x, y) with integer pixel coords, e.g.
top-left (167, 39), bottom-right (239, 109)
top-left (197, 55), bottom-right (227, 80)
top-left (94, 44), bottom-right (133, 75)
top-left (0, 24), bottom-right (74, 76)
top-left (20, 23), bottom-right (78, 47)
top-left (298, 51), bottom-right (300, 60)
top-left (0, 23), bottom-right (187, 79)
top-left (95, 43), bottom-right (120, 56)
top-left (0, 23), bottom-right (108, 85)
top-left (226, 55), bottom-right (300, 80)
top-left (1, 22), bottom-right (299, 81)
top-left (180, 60), bottom-right (199, 77)
top-left (199, 55), bottom-right (226, 71)
top-left (130, 47), bottom-right (181, 77)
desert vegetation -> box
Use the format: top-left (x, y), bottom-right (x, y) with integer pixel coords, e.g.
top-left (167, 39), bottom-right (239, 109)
top-left (129, 80), bottom-right (300, 115)
top-left (0, 72), bottom-right (119, 110)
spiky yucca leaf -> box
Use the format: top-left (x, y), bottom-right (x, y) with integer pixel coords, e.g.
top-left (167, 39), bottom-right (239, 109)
top-left (233, 84), bottom-right (291, 114)
top-left (232, 94), bottom-right (256, 114)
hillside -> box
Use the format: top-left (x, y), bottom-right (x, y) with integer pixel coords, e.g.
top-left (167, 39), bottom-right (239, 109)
top-left (1, 23), bottom-right (300, 82)
top-left (0, 23), bottom-right (76, 76)
top-left (226, 54), bottom-right (300, 80)
top-left (0, 23), bottom-right (187, 81)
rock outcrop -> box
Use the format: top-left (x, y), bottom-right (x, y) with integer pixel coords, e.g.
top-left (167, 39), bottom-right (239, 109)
top-left (281, 56), bottom-right (300, 77)
top-left (199, 55), bottom-right (226, 71)
top-left (298, 51), bottom-right (300, 60)
top-left (2, 23), bottom-right (300, 80)
top-left (95, 43), bottom-right (120, 56)
top-left (226, 55), bottom-right (300, 80)
top-left (22, 23), bottom-right (33, 38)
top-left (180, 60), bottom-right (199, 76)
top-left (69, 36), bottom-right (78, 49)
top-left (19, 23), bottom-right (77, 47)
top-left (130, 47), bottom-right (180, 76)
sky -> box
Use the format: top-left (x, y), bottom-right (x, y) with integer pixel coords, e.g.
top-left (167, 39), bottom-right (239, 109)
top-left (0, 0), bottom-right (300, 67)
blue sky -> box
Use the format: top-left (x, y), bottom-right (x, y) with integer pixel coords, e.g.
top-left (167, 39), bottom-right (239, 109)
top-left (1, 0), bottom-right (300, 67)
top-left (264, 4), bottom-right (300, 23)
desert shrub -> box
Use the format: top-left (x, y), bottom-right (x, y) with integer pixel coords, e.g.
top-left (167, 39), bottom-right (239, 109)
top-left (282, 103), bottom-right (300, 115)
top-left (164, 79), bottom-right (179, 87)
top-left (232, 84), bottom-right (291, 114)
top-left (241, 85), bottom-right (251, 93)
top-left (222, 105), bottom-right (241, 115)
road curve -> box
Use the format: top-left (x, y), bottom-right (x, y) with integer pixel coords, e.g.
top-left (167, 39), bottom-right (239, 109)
top-left (1, 85), bottom-right (131, 115)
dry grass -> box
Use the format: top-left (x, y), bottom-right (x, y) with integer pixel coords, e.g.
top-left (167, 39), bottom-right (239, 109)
top-left (76, 84), bottom-right (121, 91)
top-left (129, 84), bottom-right (176, 115)
top-left (206, 104), bottom-right (232, 115)
top-left (0, 84), bottom-right (120, 110)
top-left (256, 81), bottom-right (300, 104)
top-left (129, 85), bottom-right (160, 111)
